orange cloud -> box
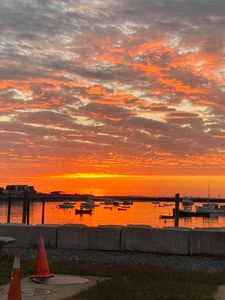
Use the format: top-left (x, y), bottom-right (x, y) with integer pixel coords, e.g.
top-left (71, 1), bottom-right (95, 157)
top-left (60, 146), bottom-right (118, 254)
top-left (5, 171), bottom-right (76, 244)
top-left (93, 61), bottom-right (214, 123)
top-left (99, 53), bottom-right (123, 64)
top-left (86, 86), bottom-right (107, 95)
top-left (159, 77), bottom-right (203, 94)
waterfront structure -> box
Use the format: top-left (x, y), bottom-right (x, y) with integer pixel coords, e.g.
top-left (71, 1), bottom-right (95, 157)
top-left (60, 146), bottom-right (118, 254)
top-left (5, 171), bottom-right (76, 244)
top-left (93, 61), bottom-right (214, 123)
top-left (5, 185), bottom-right (36, 193)
top-left (0, 185), bottom-right (37, 198)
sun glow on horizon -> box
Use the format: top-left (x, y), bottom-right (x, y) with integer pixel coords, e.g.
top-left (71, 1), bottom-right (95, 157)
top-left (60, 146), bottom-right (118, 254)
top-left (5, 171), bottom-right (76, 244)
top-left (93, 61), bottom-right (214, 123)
top-left (50, 173), bottom-right (133, 179)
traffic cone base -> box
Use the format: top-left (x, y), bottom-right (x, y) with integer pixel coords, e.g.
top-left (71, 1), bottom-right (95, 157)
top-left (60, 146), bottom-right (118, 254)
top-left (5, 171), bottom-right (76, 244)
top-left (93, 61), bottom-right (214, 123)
top-left (30, 273), bottom-right (54, 279)
top-left (30, 236), bottom-right (54, 279)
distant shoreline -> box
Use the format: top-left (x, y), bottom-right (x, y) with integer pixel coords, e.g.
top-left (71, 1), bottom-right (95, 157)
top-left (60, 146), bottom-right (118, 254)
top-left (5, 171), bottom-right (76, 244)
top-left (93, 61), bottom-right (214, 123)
top-left (0, 194), bottom-right (225, 203)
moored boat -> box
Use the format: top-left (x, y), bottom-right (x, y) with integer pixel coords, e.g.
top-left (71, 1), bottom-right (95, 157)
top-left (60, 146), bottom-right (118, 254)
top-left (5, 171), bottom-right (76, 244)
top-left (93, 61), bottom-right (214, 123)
top-left (58, 201), bottom-right (74, 208)
top-left (152, 200), bottom-right (160, 204)
top-left (195, 203), bottom-right (225, 215)
top-left (104, 199), bottom-right (114, 205)
top-left (75, 208), bottom-right (92, 214)
top-left (80, 198), bottom-right (96, 209)
top-left (113, 200), bottom-right (120, 206)
top-left (123, 200), bottom-right (133, 205)
top-left (159, 215), bottom-right (174, 219)
top-left (182, 198), bottom-right (194, 206)
top-left (173, 208), bottom-right (210, 218)
top-left (104, 206), bottom-right (112, 210)
top-left (122, 205), bottom-right (130, 209)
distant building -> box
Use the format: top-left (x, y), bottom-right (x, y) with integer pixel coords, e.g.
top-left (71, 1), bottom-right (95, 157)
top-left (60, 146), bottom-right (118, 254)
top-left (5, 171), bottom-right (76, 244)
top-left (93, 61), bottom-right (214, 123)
top-left (50, 191), bottom-right (64, 195)
top-left (5, 185), bottom-right (36, 194)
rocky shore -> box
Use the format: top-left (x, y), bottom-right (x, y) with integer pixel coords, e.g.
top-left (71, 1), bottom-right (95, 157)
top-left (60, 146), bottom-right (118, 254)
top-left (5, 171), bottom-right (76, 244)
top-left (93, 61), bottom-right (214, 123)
top-left (1, 247), bottom-right (225, 273)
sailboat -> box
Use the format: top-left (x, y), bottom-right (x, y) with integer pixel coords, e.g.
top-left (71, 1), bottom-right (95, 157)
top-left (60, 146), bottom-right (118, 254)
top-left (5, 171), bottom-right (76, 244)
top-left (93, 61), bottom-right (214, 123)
top-left (195, 203), bottom-right (225, 215)
top-left (195, 184), bottom-right (225, 215)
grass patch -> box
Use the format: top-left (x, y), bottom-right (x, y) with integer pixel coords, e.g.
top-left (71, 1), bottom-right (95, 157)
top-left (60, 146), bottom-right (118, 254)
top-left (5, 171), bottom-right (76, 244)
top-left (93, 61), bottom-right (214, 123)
top-left (0, 257), bottom-right (224, 300)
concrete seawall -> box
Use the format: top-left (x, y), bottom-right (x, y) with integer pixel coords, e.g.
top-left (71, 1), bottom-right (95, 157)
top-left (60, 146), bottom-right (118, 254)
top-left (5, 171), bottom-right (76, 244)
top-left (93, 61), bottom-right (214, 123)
top-left (1, 224), bottom-right (225, 256)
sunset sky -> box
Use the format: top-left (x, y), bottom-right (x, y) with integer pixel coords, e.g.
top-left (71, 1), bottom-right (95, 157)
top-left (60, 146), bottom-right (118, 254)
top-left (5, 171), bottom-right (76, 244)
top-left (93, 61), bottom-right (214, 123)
top-left (0, 0), bottom-right (225, 197)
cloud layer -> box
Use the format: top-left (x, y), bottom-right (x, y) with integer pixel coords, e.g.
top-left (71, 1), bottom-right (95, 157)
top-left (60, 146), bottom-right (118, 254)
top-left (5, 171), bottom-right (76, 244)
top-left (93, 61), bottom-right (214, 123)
top-left (0, 0), bottom-right (225, 185)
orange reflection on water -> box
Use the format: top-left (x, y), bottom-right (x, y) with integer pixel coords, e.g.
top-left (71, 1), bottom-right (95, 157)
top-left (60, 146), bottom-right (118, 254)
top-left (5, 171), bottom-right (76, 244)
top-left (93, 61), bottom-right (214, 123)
top-left (0, 201), bottom-right (224, 228)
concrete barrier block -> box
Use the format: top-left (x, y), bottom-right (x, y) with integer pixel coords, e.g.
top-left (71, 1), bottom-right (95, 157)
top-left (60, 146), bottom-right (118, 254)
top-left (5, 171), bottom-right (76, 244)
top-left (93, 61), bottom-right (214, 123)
top-left (190, 229), bottom-right (225, 255)
top-left (0, 224), bottom-right (59, 248)
top-left (121, 226), bottom-right (190, 255)
top-left (57, 225), bottom-right (123, 250)
top-left (88, 225), bottom-right (123, 250)
top-left (57, 224), bottom-right (89, 249)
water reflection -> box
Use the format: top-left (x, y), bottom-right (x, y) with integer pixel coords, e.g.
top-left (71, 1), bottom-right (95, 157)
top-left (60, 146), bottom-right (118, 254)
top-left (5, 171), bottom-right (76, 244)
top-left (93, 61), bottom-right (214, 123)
top-left (0, 201), bottom-right (225, 228)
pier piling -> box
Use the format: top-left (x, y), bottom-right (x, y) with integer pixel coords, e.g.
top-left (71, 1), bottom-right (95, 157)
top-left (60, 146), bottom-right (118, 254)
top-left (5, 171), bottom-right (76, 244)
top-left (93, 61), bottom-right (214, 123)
top-left (22, 193), bottom-right (28, 224)
top-left (7, 196), bottom-right (12, 223)
top-left (41, 198), bottom-right (45, 224)
top-left (26, 196), bottom-right (30, 225)
top-left (174, 193), bottom-right (180, 227)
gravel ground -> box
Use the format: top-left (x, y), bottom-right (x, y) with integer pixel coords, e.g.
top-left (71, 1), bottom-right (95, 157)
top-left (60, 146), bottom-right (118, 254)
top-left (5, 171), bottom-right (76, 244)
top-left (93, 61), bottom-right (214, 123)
top-left (1, 247), bottom-right (225, 273)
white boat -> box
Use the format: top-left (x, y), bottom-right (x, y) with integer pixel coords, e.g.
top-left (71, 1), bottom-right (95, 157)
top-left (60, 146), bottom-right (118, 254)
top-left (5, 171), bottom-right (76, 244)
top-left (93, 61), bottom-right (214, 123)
top-left (104, 199), bottom-right (114, 205)
top-left (195, 203), bottom-right (225, 214)
top-left (58, 201), bottom-right (74, 208)
top-left (182, 198), bottom-right (194, 206)
top-left (80, 197), bottom-right (96, 208)
top-left (113, 200), bottom-right (120, 206)
top-left (152, 200), bottom-right (160, 204)
top-left (123, 200), bottom-right (133, 205)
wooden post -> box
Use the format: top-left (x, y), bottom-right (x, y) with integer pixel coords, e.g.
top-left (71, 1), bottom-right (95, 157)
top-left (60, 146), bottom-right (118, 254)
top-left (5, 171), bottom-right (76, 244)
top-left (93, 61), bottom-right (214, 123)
top-left (174, 193), bottom-right (180, 227)
top-left (26, 196), bottom-right (30, 225)
top-left (22, 192), bottom-right (28, 224)
top-left (7, 196), bottom-right (12, 223)
top-left (41, 198), bottom-right (45, 224)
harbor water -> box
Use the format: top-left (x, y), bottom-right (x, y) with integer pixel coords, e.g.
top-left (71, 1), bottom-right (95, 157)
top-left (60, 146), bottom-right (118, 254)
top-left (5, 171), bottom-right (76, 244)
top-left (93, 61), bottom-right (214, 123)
top-left (0, 201), bottom-right (225, 228)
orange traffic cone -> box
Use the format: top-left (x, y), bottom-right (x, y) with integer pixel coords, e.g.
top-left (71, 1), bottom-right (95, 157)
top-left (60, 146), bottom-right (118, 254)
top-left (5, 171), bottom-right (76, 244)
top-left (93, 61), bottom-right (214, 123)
top-left (30, 236), bottom-right (54, 279)
top-left (8, 252), bottom-right (21, 300)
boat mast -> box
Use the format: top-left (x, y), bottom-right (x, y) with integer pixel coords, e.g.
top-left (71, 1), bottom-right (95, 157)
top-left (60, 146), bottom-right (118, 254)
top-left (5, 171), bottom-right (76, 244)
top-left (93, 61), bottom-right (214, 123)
top-left (207, 181), bottom-right (211, 200)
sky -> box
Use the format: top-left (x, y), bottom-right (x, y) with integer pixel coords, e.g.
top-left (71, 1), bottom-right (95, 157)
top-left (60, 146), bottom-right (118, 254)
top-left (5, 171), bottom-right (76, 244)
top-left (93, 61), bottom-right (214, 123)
top-left (0, 0), bottom-right (225, 196)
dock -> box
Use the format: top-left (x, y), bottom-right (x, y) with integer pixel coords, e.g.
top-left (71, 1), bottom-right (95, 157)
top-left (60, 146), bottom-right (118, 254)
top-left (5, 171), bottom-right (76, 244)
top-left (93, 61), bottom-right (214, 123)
top-left (160, 209), bottom-right (211, 219)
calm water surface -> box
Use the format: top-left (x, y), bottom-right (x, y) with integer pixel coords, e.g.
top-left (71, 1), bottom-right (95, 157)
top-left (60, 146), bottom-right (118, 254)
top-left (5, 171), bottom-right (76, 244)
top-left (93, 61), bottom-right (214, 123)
top-left (0, 201), bottom-right (225, 228)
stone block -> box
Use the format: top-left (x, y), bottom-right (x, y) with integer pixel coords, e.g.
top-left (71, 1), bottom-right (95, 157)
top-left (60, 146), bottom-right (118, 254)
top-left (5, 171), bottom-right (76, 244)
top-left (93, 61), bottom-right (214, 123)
top-left (121, 226), bottom-right (190, 255)
top-left (89, 225), bottom-right (123, 250)
top-left (190, 229), bottom-right (225, 255)
top-left (0, 224), bottom-right (58, 248)
top-left (57, 224), bottom-right (123, 250)
top-left (57, 224), bottom-right (89, 249)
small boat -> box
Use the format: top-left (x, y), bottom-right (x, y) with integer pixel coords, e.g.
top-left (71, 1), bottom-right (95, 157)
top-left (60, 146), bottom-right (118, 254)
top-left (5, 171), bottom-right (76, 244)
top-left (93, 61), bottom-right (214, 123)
top-left (117, 207), bottom-right (127, 211)
top-left (173, 208), bottom-right (210, 218)
top-left (104, 206), bottom-right (112, 210)
top-left (160, 215), bottom-right (174, 219)
top-left (152, 200), bottom-right (160, 204)
top-left (80, 199), bottom-right (96, 209)
top-left (195, 203), bottom-right (225, 215)
top-left (75, 208), bottom-right (92, 214)
top-left (104, 199), bottom-right (114, 205)
top-left (122, 205), bottom-right (130, 209)
top-left (182, 198), bottom-right (194, 206)
top-left (123, 200), bottom-right (133, 205)
top-left (58, 201), bottom-right (74, 208)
